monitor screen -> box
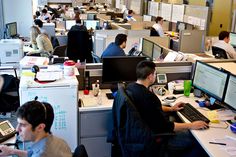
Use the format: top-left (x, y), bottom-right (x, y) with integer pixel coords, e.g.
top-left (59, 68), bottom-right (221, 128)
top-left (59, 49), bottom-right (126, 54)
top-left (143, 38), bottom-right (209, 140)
top-left (66, 20), bottom-right (76, 30)
top-left (152, 44), bottom-right (162, 60)
top-left (102, 56), bottom-right (147, 84)
top-left (230, 32), bottom-right (236, 47)
top-left (192, 61), bottom-right (228, 102)
top-left (87, 13), bottom-right (97, 20)
top-left (83, 20), bottom-right (100, 30)
top-left (142, 39), bottom-right (154, 58)
top-left (6, 22), bottom-right (17, 37)
top-left (224, 74), bottom-right (236, 110)
top-left (176, 21), bottom-right (186, 33)
top-left (143, 15), bottom-right (152, 21)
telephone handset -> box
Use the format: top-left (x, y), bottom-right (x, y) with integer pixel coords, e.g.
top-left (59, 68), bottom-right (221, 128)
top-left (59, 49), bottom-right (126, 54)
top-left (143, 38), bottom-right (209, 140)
top-left (0, 120), bottom-right (16, 143)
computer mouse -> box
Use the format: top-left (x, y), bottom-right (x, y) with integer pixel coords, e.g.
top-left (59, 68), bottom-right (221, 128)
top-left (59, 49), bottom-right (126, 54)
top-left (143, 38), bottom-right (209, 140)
top-left (166, 96), bottom-right (176, 100)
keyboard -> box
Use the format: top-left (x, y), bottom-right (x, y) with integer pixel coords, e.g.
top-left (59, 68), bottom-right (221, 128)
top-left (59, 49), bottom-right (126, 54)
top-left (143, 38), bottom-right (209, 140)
top-left (179, 103), bottom-right (210, 123)
top-left (106, 93), bottom-right (114, 99)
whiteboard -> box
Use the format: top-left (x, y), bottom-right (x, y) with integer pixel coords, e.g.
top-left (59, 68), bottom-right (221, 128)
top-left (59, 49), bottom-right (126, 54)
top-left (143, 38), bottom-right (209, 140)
top-left (161, 3), bottom-right (172, 21)
top-left (172, 4), bottom-right (185, 23)
top-left (148, 1), bottom-right (159, 17)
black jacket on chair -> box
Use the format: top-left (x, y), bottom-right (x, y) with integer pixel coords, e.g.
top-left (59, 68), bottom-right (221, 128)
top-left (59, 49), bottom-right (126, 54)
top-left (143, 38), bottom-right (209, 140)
top-left (67, 30), bottom-right (93, 63)
top-left (107, 87), bottom-right (171, 157)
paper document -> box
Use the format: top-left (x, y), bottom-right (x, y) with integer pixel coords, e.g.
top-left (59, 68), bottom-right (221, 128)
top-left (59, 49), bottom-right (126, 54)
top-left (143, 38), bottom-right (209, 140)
top-left (213, 136), bottom-right (236, 156)
top-left (36, 71), bottom-right (62, 81)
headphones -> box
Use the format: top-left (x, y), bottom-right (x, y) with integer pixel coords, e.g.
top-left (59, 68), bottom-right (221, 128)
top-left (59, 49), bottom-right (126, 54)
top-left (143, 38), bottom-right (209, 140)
top-left (31, 65), bottom-right (40, 73)
top-left (31, 65), bottom-right (40, 81)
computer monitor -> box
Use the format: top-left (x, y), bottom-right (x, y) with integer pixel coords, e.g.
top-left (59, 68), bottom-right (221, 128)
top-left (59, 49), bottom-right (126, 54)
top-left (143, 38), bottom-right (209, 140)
top-left (6, 22), bottom-right (17, 37)
top-left (83, 20), bottom-right (100, 30)
top-left (65, 20), bottom-right (76, 30)
top-left (143, 15), bottom-right (152, 21)
top-left (152, 44), bottom-right (162, 60)
top-left (142, 39), bottom-right (154, 59)
top-left (192, 61), bottom-right (229, 102)
top-left (87, 13), bottom-right (97, 20)
top-left (230, 32), bottom-right (236, 48)
top-left (224, 74), bottom-right (236, 110)
top-left (102, 56), bottom-right (147, 84)
top-left (176, 21), bottom-right (186, 33)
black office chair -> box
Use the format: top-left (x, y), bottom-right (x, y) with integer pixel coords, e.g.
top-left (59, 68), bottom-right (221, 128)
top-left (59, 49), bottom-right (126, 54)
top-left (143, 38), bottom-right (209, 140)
top-left (53, 45), bottom-right (67, 57)
top-left (212, 46), bottom-right (228, 59)
top-left (67, 30), bottom-right (93, 63)
top-left (150, 27), bottom-right (160, 36)
top-left (73, 144), bottom-right (88, 157)
top-left (107, 86), bottom-right (174, 157)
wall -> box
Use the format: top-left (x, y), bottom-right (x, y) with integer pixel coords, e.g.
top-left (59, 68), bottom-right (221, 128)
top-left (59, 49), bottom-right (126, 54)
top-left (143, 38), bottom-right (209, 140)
top-left (188, 0), bottom-right (206, 6)
top-left (3, 0), bottom-right (33, 37)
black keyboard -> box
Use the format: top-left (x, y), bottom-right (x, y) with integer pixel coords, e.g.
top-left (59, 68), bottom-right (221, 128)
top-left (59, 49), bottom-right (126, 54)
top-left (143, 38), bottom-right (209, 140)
top-left (179, 103), bottom-right (210, 123)
top-left (106, 93), bottom-right (114, 99)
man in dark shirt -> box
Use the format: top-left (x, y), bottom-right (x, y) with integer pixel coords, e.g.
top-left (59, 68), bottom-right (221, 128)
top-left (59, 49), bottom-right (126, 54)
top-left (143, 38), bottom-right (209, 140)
top-left (101, 34), bottom-right (126, 57)
top-left (70, 13), bottom-right (87, 32)
top-left (126, 60), bottom-right (209, 156)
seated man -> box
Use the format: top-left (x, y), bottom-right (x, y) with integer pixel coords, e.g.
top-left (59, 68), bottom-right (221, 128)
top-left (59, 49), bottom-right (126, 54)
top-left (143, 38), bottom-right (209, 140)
top-left (126, 60), bottom-right (209, 156)
top-left (70, 13), bottom-right (87, 32)
top-left (0, 100), bottom-right (72, 157)
top-left (101, 34), bottom-right (127, 57)
top-left (213, 31), bottom-right (236, 59)
top-left (125, 10), bottom-right (136, 21)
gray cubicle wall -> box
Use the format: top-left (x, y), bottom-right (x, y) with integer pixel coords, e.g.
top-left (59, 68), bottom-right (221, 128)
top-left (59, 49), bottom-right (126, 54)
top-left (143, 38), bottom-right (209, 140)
top-left (179, 30), bottom-right (205, 53)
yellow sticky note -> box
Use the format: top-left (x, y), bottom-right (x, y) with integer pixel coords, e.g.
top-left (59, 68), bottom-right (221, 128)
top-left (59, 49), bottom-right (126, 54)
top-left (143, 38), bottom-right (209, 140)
top-left (207, 111), bottom-right (220, 123)
top-left (21, 71), bottom-right (35, 77)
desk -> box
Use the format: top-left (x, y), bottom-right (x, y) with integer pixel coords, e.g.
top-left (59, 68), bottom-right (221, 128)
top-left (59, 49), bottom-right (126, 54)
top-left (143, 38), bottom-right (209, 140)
top-left (79, 89), bottom-right (113, 157)
top-left (168, 94), bottom-right (236, 157)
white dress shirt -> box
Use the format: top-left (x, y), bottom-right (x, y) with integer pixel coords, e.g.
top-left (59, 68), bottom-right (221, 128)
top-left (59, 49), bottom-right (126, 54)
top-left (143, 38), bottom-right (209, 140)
top-left (152, 23), bottom-right (164, 37)
top-left (213, 40), bottom-right (236, 59)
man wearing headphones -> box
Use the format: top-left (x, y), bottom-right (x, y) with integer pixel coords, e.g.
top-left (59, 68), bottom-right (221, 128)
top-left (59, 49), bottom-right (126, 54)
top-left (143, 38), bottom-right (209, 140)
top-left (0, 101), bottom-right (72, 157)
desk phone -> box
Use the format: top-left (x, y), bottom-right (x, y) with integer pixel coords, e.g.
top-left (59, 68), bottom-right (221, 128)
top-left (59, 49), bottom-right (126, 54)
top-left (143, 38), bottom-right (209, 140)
top-left (0, 120), bottom-right (16, 143)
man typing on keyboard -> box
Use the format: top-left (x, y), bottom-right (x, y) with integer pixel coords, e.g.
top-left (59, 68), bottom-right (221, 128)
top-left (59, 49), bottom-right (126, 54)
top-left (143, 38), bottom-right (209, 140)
top-left (126, 60), bottom-right (209, 157)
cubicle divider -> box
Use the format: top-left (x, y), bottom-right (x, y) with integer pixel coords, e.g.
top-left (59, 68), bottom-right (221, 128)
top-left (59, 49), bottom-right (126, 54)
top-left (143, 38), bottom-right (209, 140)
top-left (77, 61), bottom-right (193, 91)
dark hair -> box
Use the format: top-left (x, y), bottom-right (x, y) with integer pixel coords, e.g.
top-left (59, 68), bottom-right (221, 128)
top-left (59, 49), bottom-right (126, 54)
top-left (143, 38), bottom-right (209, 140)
top-left (36, 11), bottom-right (40, 17)
top-left (42, 9), bottom-right (48, 14)
top-left (115, 34), bottom-right (127, 46)
top-left (34, 19), bottom-right (43, 28)
top-left (155, 16), bottom-right (163, 23)
top-left (16, 101), bottom-right (54, 133)
top-left (74, 12), bottom-right (81, 24)
top-left (128, 10), bottom-right (133, 15)
top-left (219, 31), bottom-right (229, 40)
top-left (136, 60), bottom-right (155, 80)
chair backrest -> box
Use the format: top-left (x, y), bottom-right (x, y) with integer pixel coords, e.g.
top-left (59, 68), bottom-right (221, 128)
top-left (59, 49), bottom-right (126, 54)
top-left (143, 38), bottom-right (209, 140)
top-left (150, 27), bottom-right (160, 36)
top-left (53, 45), bottom-right (67, 57)
top-left (108, 87), bottom-right (167, 157)
top-left (91, 53), bottom-right (101, 63)
top-left (212, 46), bottom-right (228, 59)
top-left (73, 144), bottom-right (88, 157)
top-left (67, 30), bottom-right (93, 63)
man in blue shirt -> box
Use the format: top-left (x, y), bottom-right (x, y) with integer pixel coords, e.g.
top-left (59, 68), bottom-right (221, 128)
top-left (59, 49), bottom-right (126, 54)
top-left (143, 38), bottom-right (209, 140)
top-left (101, 34), bottom-right (127, 57)
top-left (0, 101), bottom-right (72, 157)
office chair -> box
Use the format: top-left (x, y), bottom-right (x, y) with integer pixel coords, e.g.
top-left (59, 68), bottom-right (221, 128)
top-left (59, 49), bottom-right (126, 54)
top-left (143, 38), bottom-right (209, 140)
top-left (150, 27), bottom-right (160, 36)
top-left (73, 144), bottom-right (88, 157)
top-left (107, 86), bottom-right (174, 157)
top-left (212, 46), bottom-right (228, 59)
top-left (91, 53), bottom-right (101, 63)
top-left (53, 45), bottom-right (67, 57)
top-left (67, 30), bottom-right (93, 63)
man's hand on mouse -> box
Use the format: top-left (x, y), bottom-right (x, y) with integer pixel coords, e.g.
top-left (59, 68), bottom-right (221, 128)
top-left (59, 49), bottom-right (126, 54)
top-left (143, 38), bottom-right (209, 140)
top-left (171, 102), bottom-right (185, 111)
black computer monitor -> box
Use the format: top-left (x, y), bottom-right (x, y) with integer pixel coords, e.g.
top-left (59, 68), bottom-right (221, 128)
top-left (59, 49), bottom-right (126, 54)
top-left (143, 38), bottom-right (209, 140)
top-left (152, 44), bottom-right (162, 60)
top-left (142, 38), bottom-right (154, 59)
top-left (102, 56), bottom-right (147, 84)
top-left (65, 20), bottom-right (76, 30)
top-left (224, 74), bottom-right (236, 110)
top-left (192, 61), bottom-right (229, 102)
top-left (87, 13), bottom-right (97, 20)
top-left (230, 32), bottom-right (236, 48)
top-left (83, 20), bottom-right (100, 30)
top-left (6, 22), bottom-right (17, 37)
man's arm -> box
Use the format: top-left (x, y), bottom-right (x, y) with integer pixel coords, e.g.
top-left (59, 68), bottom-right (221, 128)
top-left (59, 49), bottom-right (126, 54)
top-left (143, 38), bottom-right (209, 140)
top-left (174, 121), bottom-right (208, 132)
top-left (0, 145), bottom-right (27, 157)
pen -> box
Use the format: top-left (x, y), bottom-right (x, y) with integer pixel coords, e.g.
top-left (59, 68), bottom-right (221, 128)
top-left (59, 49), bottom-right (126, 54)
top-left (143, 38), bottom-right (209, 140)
top-left (209, 142), bottom-right (226, 146)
